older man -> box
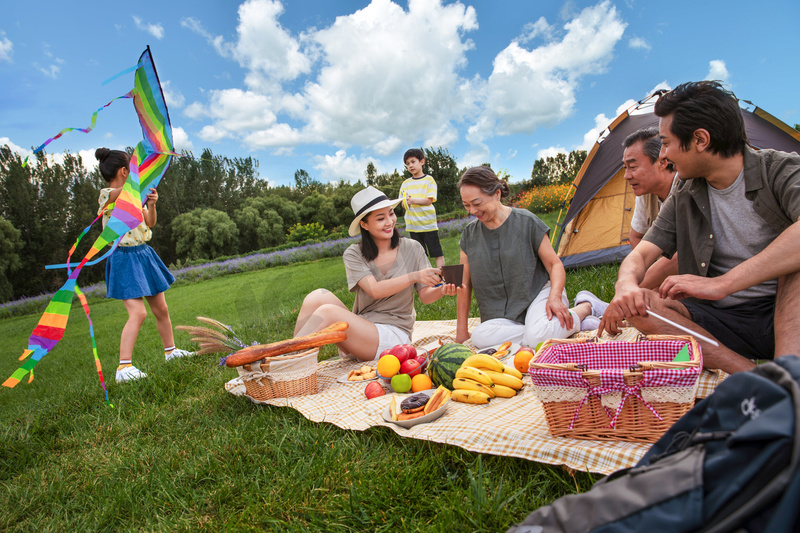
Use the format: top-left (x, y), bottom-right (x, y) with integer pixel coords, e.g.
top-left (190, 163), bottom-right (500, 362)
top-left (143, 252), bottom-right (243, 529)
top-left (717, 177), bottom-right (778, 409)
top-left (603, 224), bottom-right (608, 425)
top-left (600, 81), bottom-right (800, 374)
top-left (623, 127), bottom-right (679, 289)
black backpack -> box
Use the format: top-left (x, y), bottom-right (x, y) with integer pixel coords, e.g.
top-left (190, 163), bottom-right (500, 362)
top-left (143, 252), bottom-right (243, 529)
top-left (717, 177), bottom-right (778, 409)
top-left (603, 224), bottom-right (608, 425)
top-left (508, 355), bottom-right (800, 533)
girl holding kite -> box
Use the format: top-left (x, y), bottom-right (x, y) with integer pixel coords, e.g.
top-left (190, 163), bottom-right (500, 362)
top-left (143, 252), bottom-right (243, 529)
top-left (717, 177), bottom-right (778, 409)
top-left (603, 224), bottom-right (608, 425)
top-left (96, 147), bottom-right (193, 383)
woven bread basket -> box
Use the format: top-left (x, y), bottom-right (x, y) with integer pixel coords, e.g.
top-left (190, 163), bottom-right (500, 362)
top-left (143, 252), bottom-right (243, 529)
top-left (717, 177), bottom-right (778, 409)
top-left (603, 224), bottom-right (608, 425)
top-left (236, 347), bottom-right (319, 401)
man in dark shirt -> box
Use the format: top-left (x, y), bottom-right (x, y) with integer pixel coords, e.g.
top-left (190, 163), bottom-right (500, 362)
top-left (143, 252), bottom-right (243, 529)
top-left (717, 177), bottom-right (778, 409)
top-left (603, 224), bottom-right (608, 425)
top-left (600, 81), bottom-right (800, 374)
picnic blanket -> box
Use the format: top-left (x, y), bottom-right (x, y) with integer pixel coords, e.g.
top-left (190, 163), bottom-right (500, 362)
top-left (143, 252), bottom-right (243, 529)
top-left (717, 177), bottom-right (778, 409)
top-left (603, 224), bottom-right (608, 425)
top-left (225, 319), bottom-right (728, 475)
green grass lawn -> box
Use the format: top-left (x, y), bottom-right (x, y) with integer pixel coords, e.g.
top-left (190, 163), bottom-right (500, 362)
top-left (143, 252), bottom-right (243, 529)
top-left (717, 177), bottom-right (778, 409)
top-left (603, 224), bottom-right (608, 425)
top-left (0, 231), bottom-right (619, 531)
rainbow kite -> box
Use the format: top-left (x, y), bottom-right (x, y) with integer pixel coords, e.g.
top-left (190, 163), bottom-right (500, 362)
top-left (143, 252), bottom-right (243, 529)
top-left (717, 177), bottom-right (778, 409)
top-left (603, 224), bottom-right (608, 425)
top-left (3, 47), bottom-right (179, 404)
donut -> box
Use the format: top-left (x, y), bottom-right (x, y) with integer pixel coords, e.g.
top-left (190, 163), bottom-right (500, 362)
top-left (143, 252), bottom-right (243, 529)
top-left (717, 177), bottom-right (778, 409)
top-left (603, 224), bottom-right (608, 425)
top-left (400, 393), bottom-right (429, 413)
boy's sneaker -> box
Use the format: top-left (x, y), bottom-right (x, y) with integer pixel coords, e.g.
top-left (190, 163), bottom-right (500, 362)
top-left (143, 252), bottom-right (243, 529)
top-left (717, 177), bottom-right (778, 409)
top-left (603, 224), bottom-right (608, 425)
top-left (165, 348), bottom-right (195, 361)
top-left (116, 365), bottom-right (147, 383)
top-left (575, 290), bottom-right (609, 318)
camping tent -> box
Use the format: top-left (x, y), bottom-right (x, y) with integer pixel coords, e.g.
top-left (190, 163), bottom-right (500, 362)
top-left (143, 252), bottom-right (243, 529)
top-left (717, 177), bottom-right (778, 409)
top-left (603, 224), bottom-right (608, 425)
top-left (554, 92), bottom-right (800, 268)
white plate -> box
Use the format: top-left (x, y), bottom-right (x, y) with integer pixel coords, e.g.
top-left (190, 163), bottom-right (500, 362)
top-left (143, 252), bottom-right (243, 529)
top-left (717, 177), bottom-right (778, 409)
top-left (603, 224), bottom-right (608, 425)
top-left (337, 368), bottom-right (379, 384)
top-left (382, 389), bottom-right (448, 428)
top-left (475, 342), bottom-right (521, 364)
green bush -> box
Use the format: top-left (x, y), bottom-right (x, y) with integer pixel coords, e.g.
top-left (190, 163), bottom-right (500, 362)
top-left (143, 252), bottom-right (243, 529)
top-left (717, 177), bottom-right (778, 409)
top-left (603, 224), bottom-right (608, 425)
top-left (287, 222), bottom-right (328, 243)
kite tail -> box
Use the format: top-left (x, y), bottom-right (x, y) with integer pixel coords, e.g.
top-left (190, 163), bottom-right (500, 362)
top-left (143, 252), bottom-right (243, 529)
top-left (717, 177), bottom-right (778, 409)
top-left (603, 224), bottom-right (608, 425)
top-left (2, 229), bottom-right (109, 397)
top-left (22, 92), bottom-right (133, 168)
top-left (45, 205), bottom-right (122, 270)
top-left (75, 285), bottom-right (113, 407)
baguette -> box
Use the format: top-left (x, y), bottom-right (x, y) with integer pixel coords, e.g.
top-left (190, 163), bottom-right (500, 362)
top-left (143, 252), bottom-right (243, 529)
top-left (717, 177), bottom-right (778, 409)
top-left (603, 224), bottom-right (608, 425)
top-left (225, 322), bottom-right (349, 367)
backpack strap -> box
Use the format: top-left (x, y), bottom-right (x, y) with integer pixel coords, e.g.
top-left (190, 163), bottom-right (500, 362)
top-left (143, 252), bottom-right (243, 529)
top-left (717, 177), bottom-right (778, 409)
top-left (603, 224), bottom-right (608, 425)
top-left (702, 359), bottom-right (800, 533)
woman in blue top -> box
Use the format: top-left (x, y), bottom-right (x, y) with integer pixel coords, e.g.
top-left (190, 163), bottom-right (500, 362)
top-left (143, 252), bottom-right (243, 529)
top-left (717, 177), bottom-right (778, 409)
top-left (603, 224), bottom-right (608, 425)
top-left (455, 166), bottom-right (604, 349)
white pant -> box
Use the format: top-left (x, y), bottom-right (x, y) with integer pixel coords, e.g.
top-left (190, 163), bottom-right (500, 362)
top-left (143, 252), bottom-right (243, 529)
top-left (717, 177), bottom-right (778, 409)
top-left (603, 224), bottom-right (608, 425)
top-left (470, 282), bottom-right (579, 349)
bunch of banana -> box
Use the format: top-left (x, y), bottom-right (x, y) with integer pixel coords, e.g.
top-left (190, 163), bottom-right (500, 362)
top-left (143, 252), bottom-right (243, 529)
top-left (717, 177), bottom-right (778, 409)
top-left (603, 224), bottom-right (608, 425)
top-left (450, 353), bottom-right (526, 404)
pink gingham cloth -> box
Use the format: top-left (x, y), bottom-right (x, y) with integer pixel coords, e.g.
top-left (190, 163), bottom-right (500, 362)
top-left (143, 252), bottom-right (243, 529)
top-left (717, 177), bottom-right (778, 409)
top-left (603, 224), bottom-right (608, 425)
top-left (530, 339), bottom-right (701, 390)
top-left (530, 339), bottom-right (702, 428)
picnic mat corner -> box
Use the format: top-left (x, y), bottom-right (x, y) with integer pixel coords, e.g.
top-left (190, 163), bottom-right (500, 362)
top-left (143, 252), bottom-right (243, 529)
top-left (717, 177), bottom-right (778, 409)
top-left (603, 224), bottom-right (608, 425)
top-left (224, 319), bottom-right (728, 475)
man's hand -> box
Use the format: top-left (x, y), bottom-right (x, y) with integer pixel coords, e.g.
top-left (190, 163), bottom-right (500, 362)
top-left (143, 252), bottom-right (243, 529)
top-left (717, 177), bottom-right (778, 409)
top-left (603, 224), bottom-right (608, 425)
top-left (546, 295), bottom-right (573, 329)
top-left (659, 274), bottom-right (729, 301)
top-left (598, 282), bottom-right (649, 336)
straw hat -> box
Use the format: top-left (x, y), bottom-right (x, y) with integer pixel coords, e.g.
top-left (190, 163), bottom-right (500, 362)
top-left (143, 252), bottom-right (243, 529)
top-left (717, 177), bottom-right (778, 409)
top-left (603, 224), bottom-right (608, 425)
top-left (348, 186), bottom-right (402, 236)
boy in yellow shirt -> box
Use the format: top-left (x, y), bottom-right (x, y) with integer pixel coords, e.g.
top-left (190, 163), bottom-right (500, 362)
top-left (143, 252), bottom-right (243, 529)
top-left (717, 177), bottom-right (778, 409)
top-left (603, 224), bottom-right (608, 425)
top-left (399, 148), bottom-right (444, 268)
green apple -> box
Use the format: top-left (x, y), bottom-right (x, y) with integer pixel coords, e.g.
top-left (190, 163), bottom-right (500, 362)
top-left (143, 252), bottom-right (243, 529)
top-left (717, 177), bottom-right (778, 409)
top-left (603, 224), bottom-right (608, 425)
top-left (390, 373), bottom-right (412, 393)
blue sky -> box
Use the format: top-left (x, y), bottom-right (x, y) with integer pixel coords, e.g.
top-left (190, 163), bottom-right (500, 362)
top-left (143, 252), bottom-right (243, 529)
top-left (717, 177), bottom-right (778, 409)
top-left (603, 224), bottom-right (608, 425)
top-left (1, 0), bottom-right (798, 187)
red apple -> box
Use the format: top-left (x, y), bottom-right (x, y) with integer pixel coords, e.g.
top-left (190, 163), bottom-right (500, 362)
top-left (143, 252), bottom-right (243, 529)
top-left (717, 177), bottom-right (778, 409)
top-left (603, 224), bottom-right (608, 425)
top-left (387, 344), bottom-right (411, 364)
top-left (399, 359), bottom-right (421, 377)
top-left (400, 343), bottom-right (417, 359)
top-left (415, 353), bottom-right (428, 370)
top-left (379, 348), bottom-right (393, 358)
top-left (364, 381), bottom-right (386, 399)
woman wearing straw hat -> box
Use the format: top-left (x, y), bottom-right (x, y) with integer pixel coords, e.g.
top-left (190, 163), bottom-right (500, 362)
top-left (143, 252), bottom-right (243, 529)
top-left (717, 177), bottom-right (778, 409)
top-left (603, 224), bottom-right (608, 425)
top-left (293, 186), bottom-right (455, 361)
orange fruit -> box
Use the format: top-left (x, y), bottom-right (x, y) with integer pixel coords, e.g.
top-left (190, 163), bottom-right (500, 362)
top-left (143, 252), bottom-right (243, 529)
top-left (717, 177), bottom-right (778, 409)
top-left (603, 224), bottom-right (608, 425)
top-left (411, 374), bottom-right (433, 392)
top-left (514, 348), bottom-right (535, 375)
top-left (377, 354), bottom-right (401, 378)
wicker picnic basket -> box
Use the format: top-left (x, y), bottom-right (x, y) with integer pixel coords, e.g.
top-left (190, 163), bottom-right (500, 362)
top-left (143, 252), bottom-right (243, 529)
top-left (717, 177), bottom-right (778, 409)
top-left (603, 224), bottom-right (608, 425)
top-left (235, 347), bottom-right (319, 401)
top-left (529, 334), bottom-right (702, 443)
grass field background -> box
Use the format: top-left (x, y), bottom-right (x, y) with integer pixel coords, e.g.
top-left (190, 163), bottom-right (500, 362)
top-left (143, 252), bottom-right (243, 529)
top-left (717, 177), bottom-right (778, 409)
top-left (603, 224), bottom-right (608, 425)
top-left (0, 217), bottom-right (620, 531)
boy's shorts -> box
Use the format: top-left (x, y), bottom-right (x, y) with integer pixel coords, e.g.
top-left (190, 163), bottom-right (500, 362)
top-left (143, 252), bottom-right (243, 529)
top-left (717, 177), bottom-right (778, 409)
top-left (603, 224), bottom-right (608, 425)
top-left (681, 295), bottom-right (775, 360)
top-left (408, 230), bottom-right (443, 258)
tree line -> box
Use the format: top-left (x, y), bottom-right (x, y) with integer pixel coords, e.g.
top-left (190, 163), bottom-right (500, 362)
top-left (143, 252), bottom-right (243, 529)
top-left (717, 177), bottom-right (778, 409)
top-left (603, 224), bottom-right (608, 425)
top-left (0, 145), bottom-right (585, 303)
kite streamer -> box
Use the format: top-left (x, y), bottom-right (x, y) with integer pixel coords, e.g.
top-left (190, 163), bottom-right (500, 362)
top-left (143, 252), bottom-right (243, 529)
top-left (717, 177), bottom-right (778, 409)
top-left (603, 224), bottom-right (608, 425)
top-left (4, 47), bottom-right (178, 404)
top-left (22, 93), bottom-right (133, 168)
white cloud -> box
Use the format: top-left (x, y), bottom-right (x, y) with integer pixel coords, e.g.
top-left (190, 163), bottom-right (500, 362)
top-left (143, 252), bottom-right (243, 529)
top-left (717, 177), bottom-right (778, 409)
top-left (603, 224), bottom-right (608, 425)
top-left (300, 0), bottom-right (478, 151)
top-left (312, 149), bottom-right (377, 182)
top-left (628, 37), bottom-right (650, 51)
top-left (34, 44), bottom-right (64, 78)
top-left (233, 0), bottom-right (311, 83)
top-left (0, 137), bottom-right (31, 158)
top-left (182, 0), bottom-right (310, 88)
top-left (476, 0), bottom-right (627, 140)
top-left (516, 18), bottom-right (553, 44)
top-left (18, 149), bottom-right (99, 173)
top-left (649, 81), bottom-right (671, 95)
top-left (705, 59), bottom-right (729, 83)
top-left (77, 149), bottom-right (98, 172)
top-left (182, 0), bottom-right (626, 169)
top-left (243, 123), bottom-right (304, 149)
top-left (185, 0), bottom-right (480, 156)
top-left (181, 17), bottom-right (230, 57)
top-left (198, 125), bottom-right (228, 143)
top-left (537, 146), bottom-right (567, 159)
top-left (161, 80), bottom-right (185, 109)
top-left (615, 99), bottom-right (637, 116)
top-left (423, 125), bottom-right (460, 150)
top-left (0, 36), bottom-right (12, 63)
top-left (461, 145), bottom-right (491, 169)
top-left (184, 101), bottom-right (206, 119)
top-left (172, 126), bottom-right (193, 151)
top-left (34, 62), bottom-right (61, 78)
top-left (132, 16), bottom-right (165, 40)
top-left (191, 88), bottom-right (278, 141)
